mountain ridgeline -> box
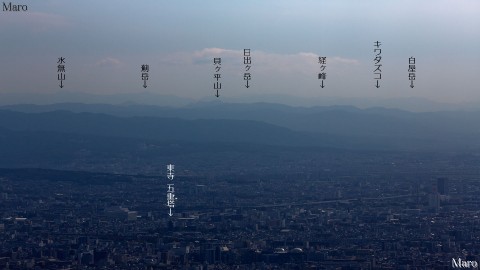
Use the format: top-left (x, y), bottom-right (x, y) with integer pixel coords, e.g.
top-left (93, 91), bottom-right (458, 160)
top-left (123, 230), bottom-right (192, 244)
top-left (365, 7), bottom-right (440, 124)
top-left (0, 102), bottom-right (479, 164)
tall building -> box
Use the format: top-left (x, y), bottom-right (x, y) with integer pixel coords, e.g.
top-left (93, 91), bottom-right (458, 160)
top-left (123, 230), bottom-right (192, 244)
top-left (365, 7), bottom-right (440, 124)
top-left (437, 177), bottom-right (448, 195)
top-left (428, 193), bottom-right (440, 211)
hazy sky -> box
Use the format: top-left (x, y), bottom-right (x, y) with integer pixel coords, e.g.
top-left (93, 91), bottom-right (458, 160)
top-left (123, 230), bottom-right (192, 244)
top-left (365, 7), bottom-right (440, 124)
top-left (0, 0), bottom-right (479, 104)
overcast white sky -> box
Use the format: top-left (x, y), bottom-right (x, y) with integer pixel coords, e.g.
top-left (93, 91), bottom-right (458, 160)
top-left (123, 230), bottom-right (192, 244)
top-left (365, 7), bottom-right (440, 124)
top-left (0, 0), bottom-right (479, 104)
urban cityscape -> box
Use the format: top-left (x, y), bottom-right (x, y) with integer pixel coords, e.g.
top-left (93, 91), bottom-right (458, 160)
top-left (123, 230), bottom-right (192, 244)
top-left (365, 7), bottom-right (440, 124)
top-left (1, 149), bottom-right (480, 269)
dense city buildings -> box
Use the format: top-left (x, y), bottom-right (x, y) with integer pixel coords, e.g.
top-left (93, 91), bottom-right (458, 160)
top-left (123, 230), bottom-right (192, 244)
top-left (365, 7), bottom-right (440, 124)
top-left (1, 151), bottom-right (479, 269)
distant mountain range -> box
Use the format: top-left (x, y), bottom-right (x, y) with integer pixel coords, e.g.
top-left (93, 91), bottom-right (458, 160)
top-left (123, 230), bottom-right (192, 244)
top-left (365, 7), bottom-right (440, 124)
top-left (1, 91), bottom-right (480, 112)
top-left (0, 102), bottom-right (479, 154)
